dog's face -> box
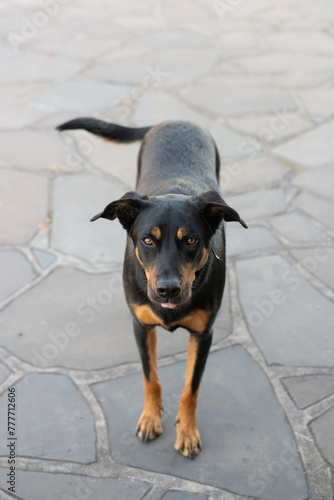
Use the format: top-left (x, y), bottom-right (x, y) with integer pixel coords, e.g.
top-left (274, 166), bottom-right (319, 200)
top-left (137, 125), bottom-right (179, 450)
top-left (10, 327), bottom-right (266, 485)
top-left (91, 190), bottom-right (247, 309)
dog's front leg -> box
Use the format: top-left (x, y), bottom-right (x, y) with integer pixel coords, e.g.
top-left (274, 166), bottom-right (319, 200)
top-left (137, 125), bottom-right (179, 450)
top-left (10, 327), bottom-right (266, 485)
top-left (175, 330), bottom-right (213, 459)
top-left (133, 319), bottom-right (163, 441)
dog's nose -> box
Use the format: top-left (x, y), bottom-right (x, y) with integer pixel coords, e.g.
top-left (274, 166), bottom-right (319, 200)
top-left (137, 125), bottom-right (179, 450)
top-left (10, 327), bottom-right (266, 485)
top-left (157, 279), bottom-right (181, 299)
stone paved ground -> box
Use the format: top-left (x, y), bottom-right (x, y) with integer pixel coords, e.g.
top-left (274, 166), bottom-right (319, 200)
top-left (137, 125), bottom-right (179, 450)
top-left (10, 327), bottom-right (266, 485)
top-left (0, 1), bottom-right (334, 499)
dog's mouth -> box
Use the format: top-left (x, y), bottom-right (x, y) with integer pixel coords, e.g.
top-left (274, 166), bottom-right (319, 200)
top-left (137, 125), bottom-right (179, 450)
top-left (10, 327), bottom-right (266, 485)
top-left (153, 291), bottom-right (191, 309)
top-left (160, 301), bottom-right (178, 309)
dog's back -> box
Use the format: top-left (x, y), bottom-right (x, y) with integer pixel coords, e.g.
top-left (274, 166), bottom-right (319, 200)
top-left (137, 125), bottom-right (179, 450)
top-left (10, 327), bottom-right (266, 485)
top-left (136, 121), bottom-right (219, 196)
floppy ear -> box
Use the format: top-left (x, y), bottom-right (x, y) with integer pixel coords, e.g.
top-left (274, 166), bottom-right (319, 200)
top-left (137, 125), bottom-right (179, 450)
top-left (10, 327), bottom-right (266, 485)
top-left (194, 190), bottom-right (247, 234)
top-left (90, 191), bottom-right (149, 232)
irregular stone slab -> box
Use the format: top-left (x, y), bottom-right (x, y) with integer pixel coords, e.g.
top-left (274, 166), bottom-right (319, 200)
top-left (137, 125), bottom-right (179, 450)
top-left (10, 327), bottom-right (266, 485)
top-left (200, 73), bottom-right (329, 90)
top-left (20, 22), bottom-right (71, 44)
top-left (0, 374), bottom-right (95, 462)
top-left (292, 164), bottom-right (334, 199)
top-left (265, 31), bottom-right (334, 54)
top-left (163, 493), bottom-right (207, 500)
top-left (0, 249), bottom-right (36, 302)
top-left (114, 15), bottom-right (168, 31)
top-left (298, 87), bottom-right (334, 119)
top-left (0, 268), bottom-right (134, 370)
top-left (0, 130), bottom-right (72, 171)
top-left (282, 375), bottom-right (334, 409)
top-left (0, 98), bottom-right (47, 130)
top-left (227, 113), bottom-right (311, 144)
top-left (225, 188), bottom-right (285, 221)
top-left (292, 191), bottom-right (334, 231)
top-left (270, 213), bottom-right (324, 243)
top-left (93, 346), bottom-right (307, 500)
top-left (208, 121), bottom-right (261, 162)
top-left (236, 255), bottom-right (334, 366)
top-left (30, 38), bottom-right (124, 60)
top-left (85, 48), bottom-right (219, 86)
top-left (273, 120), bottom-right (334, 168)
top-left (0, 82), bottom-right (51, 99)
top-left (311, 407), bottom-right (334, 467)
top-left (32, 249), bottom-right (56, 269)
top-left (132, 91), bottom-right (210, 128)
top-left (0, 169), bottom-right (48, 244)
top-left (181, 86), bottom-right (296, 117)
top-left (29, 81), bottom-right (134, 113)
top-left (0, 363), bottom-right (10, 385)
top-left (160, 0), bottom-right (214, 23)
top-left (0, 48), bottom-right (85, 84)
top-left (254, 5), bottom-right (303, 25)
top-left (0, 469), bottom-right (149, 500)
top-left (221, 157), bottom-right (290, 193)
top-left (291, 247), bottom-right (334, 290)
top-left (231, 54), bottom-right (334, 74)
top-left (64, 19), bottom-right (129, 40)
top-left (129, 29), bottom-right (213, 48)
top-left (51, 174), bottom-right (126, 263)
top-left (0, 267), bottom-right (231, 370)
top-left (216, 31), bottom-right (260, 57)
top-left (226, 225), bottom-right (279, 257)
top-left (297, 1), bottom-right (334, 22)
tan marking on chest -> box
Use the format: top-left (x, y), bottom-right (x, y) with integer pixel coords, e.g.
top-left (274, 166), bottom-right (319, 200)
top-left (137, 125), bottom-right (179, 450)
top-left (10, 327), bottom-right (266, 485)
top-left (171, 309), bottom-right (211, 334)
top-left (133, 304), bottom-right (164, 327)
top-left (133, 305), bottom-right (211, 334)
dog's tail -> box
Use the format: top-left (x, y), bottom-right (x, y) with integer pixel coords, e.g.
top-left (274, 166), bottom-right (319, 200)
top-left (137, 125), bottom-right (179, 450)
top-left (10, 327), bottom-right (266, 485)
top-left (56, 118), bottom-right (151, 143)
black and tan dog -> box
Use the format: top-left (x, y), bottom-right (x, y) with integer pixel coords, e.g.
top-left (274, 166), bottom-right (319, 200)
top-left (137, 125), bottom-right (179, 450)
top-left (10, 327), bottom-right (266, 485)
top-left (57, 118), bottom-right (247, 459)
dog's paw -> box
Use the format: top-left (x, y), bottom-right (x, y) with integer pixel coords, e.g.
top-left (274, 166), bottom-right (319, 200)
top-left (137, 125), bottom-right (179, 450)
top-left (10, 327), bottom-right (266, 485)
top-left (136, 407), bottom-right (163, 442)
top-left (174, 420), bottom-right (202, 459)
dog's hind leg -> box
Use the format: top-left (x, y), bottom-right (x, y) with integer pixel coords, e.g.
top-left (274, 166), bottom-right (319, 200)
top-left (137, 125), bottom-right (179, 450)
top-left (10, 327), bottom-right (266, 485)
top-left (133, 320), bottom-right (163, 442)
top-left (174, 330), bottom-right (213, 459)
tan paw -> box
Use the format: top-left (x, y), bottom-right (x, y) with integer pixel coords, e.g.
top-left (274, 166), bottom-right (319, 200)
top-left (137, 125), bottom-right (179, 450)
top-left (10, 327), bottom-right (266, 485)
top-left (174, 421), bottom-right (202, 459)
top-left (136, 407), bottom-right (163, 442)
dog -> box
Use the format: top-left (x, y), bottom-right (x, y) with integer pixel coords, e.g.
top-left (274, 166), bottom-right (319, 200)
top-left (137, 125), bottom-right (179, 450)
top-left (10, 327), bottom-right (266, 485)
top-left (57, 118), bottom-right (247, 459)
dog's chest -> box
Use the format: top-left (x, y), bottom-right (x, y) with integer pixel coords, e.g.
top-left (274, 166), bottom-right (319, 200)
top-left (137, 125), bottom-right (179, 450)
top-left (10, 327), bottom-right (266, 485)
top-left (132, 304), bottom-right (211, 334)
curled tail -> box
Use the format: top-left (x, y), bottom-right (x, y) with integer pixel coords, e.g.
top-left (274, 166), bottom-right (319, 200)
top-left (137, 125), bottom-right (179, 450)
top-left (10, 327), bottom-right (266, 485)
top-left (56, 117), bottom-right (151, 143)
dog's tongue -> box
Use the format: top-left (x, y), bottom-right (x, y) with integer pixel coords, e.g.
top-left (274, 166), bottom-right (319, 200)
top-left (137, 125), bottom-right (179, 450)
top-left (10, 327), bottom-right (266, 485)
top-left (161, 302), bottom-right (177, 309)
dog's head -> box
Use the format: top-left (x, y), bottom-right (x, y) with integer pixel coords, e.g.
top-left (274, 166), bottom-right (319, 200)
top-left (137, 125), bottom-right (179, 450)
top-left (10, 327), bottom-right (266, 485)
top-left (91, 191), bottom-right (247, 309)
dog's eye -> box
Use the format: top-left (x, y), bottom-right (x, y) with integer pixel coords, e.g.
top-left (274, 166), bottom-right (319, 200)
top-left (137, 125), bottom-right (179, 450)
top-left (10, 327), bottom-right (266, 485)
top-left (186, 236), bottom-right (197, 245)
top-left (143, 236), bottom-right (153, 246)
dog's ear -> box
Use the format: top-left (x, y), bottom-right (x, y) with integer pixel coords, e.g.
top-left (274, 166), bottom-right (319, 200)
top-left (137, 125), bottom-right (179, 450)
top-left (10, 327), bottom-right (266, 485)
top-left (194, 190), bottom-right (247, 234)
top-left (90, 191), bottom-right (149, 232)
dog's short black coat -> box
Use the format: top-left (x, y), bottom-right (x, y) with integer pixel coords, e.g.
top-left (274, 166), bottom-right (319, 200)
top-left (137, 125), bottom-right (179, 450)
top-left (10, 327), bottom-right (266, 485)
top-left (57, 118), bottom-right (247, 459)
